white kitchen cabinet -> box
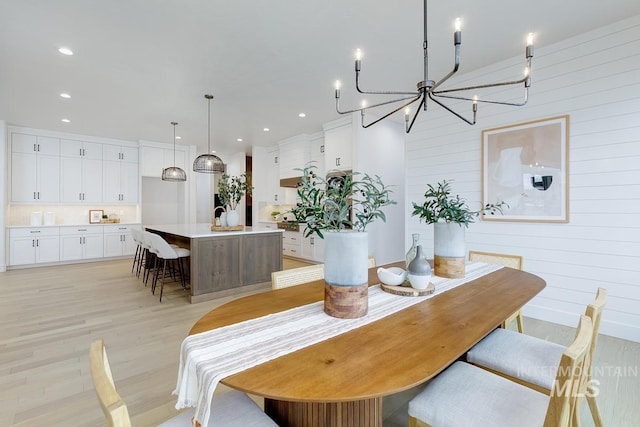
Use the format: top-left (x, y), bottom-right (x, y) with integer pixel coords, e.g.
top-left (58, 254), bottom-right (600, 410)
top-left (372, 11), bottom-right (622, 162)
top-left (140, 145), bottom-right (187, 178)
top-left (102, 144), bottom-right (138, 163)
top-left (301, 233), bottom-right (324, 262)
top-left (266, 147), bottom-right (282, 203)
top-left (323, 117), bottom-right (353, 171)
top-left (282, 230), bottom-right (302, 258)
top-left (60, 139), bottom-right (103, 203)
top-left (103, 157), bottom-right (139, 203)
top-left (10, 133), bottom-right (60, 203)
top-left (309, 132), bottom-right (325, 176)
top-left (59, 226), bottom-right (104, 261)
top-left (278, 135), bottom-right (310, 179)
top-left (104, 224), bottom-right (139, 257)
top-left (9, 227), bottom-right (60, 266)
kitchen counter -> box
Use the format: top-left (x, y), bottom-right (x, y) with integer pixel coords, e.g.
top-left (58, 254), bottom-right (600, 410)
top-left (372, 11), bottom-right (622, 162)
top-left (145, 224), bottom-right (283, 303)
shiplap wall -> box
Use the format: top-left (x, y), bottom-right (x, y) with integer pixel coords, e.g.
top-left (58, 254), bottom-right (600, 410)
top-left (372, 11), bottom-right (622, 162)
top-left (405, 16), bottom-right (640, 342)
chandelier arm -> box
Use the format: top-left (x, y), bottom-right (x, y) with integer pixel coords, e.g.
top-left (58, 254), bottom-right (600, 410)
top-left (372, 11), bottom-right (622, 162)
top-left (432, 75), bottom-right (528, 96)
top-left (432, 89), bottom-right (529, 107)
top-left (427, 92), bottom-right (476, 125)
top-left (405, 96), bottom-right (426, 133)
top-left (361, 96), bottom-right (423, 129)
top-left (355, 72), bottom-right (419, 96)
top-left (428, 44), bottom-right (461, 93)
top-left (336, 94), bottom-right (420, 115)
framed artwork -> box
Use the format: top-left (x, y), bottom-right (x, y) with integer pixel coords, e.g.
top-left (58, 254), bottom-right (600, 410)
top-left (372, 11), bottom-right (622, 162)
top-left (89, 209), bottom-right (104, 224)
top-left (481, 115), bottom-right (569, 222)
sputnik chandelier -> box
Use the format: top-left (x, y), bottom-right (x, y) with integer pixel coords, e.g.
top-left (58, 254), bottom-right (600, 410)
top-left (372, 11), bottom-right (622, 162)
top-left (334, 0), bottom-right (534, 132)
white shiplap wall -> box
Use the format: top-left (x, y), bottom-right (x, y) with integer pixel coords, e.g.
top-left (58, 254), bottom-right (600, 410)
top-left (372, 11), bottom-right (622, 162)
top-left (405, 16), bottom-right (640, 342)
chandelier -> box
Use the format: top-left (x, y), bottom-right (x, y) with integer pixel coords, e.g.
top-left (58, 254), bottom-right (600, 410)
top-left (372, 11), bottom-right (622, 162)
top-left (193, 94), bottom-right (226, 174)
top-left (334, 0), bottom-right (534, 132)
top-left (162, 121), bottom-right (187, 182)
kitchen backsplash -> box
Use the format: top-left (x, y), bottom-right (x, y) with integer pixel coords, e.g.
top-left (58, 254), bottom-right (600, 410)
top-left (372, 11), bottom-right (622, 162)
top-left (7, 205), bottom-right (140, 226)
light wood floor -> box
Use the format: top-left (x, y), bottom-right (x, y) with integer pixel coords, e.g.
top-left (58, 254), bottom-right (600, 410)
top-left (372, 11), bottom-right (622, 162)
top-left (1, 258), bottom-right (638, 426)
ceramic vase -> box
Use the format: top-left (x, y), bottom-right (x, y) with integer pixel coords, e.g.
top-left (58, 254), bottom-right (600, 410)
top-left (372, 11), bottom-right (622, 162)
top-left (219, 212), bottom-right (228, 227)
top-left (226, 209), bottom-right (240, 227)
top-left (433, 222), bottom-right (466, 278)
top-left (407, 245), bottom-right (432, 290)
top-left (405, 233), bottom-right (420, 268)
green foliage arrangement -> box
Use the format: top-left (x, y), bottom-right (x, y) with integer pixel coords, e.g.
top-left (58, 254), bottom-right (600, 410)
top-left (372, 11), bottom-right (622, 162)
top-left (217, 173), bottom-right (253, 210)
top-left (289, 164), bottom-right (396, 238)
top-left (411, 180), bottom-right (506, 227)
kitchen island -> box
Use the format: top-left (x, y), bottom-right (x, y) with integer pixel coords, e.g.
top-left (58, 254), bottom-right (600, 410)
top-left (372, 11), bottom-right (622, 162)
top-left (145, 224), bottom-right (283, 303)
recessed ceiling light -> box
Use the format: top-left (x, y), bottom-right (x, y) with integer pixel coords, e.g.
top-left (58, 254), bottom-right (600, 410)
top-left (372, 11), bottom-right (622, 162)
top-left (298, 113), bottom-right (306, 118)
top-left (175, 136), bottom-right (181, 140)
top-left (61, 118), bottom-right (70, 123)
top-left (60, 93), bottom-right (71, 99)
top-left (236, 138), bottom-right (243, 142)
top-left (263, 128), bottom-right (270, 132)
top-left (58, 47), bottom-right (73, 56)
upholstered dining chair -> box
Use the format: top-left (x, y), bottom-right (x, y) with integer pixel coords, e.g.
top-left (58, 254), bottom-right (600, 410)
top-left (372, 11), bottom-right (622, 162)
top-left (408, 315), bottom-right (593, 427)
top-left (466, 287), bottom-right (607, 427)
top-left (271, 264), bottom-right (324, 290)
top-left (468, 250), bottom-right (524, 332)
top-left (146, 233), bottom-right (190, 302)
top-left (89, 339), bottom-right (278, 427)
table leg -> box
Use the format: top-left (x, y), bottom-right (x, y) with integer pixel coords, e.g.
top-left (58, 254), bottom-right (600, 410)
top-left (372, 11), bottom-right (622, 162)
top-left (264, 397), bottom-right (382, 427)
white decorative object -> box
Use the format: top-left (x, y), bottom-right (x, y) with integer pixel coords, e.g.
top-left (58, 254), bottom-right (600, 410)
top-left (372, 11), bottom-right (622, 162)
top-left (30, 212), bottom-right (42, 226)
top-left (324, 231), bottom-right (369, 287)
top-left (219, 212), bottom-right (228, 227)
top-left (434, 222), bottom-right (466, 258)
top-left (377, 267), bottom-right (407, 286)
top-left (226, 210), bottom-right (240, 227)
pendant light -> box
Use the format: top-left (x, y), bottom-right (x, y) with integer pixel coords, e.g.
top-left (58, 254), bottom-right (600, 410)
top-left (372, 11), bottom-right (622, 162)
top-left (193, 94), bottom-right (226, 174)
top-left (162, 121), bottom-right (187, 181)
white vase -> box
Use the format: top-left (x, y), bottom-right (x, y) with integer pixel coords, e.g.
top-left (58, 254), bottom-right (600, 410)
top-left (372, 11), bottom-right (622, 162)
top-left (323, 231), bottom-right (369, 286)
top-left (433, 222), bottom-right (466, 278)
top-left (226, 209), bottom-right (240, 227)
top-left (219, 212), bottom-right (228, 227)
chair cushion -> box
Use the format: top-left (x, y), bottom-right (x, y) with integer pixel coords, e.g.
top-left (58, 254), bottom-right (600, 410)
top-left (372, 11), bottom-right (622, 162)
top-left (408, 361), bottom-right (549, 427)
top-left (466, 328), bottom-right (566, 390)
top-left (174, 247), bottom-right (190, 258)
top-left (158, 389), bottom-right (277, 426)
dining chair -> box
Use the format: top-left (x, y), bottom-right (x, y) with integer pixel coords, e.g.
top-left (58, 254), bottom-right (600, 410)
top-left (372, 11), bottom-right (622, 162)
top-left (408, 315), bottom-right (593, 427)
top-left (146, 233), bottom-right (190, 302)
top-left (271, 264), bottom-right (324, 289)
top-left (466, 287), bottom-right (607, 427)
top-left (468, 250), bottom-right (524, 332)
top-left (89, 339), bottom-right (278, 427)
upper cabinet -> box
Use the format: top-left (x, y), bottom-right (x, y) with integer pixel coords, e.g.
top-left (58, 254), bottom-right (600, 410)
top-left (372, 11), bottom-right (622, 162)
top-left (102, 144), bottom-right (138, 163)
top-left (10, 133), bottom-right (60, 203)
top-left (102, 144), bottom-right (139, 203)
top-left (278, 134), bottom-right (311, 179)
top-left (322, 117), bottom-right (353, 171)
top-left (140, 144), bottom-right (187, 178)
top-left (60, 139), bottom-right (103, 203)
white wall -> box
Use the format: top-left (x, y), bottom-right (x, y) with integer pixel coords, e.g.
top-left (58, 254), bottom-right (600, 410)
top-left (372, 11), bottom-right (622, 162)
top-left (405, 15), bottom-right (640, 342)
top-left (0, 120), bottom-right (6, 271)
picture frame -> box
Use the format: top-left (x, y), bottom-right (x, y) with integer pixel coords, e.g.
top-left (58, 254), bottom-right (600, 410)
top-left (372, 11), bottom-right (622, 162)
top-left (89, 209), bottom-right (104, 224)
top-left (481, 115), bottom-right (569, 223)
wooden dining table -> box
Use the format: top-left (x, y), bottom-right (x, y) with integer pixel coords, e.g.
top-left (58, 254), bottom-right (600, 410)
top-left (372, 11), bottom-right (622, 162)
top-left (188, 261), bottom-right (546, 427)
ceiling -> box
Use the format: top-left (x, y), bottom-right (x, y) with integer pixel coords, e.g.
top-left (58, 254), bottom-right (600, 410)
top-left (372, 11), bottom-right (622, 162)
top-left (1, 1), bottom-right (639, 155)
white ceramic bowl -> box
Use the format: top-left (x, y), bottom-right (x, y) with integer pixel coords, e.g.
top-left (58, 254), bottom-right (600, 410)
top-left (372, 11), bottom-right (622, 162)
top-left (377, 267), bottom-right (407, 286)
top-left (408, 273), bottom-right (432, 290)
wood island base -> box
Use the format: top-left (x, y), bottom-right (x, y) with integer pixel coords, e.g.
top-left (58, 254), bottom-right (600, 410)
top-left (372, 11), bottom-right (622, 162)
top-left (265, 397), bottom-right (382, 427)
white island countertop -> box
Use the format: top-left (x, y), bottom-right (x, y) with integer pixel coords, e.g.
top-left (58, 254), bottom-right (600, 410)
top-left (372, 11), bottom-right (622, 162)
top-left (144, 223), bottom-right (284, 239)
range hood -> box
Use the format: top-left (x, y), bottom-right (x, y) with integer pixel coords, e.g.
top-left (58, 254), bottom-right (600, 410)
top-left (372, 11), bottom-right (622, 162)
top-left (280, 177), bottom-right (302, 188)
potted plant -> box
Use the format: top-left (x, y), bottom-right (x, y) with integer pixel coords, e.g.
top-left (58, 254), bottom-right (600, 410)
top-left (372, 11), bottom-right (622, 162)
top-left (289, 164), bottom-right (395, 318)
top-left (270, 211), bottom-right (281, 221)
top-left (217, 173), bottom-right (253, 227)
top-left (411, 180), bottom-right (505, 278)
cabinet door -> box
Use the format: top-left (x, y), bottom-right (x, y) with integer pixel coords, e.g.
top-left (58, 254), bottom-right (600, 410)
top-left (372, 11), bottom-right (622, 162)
top-left (104, 233), bottom-right (124, 257)
top-left (60, 139), bottom-right (84, 157)
top-left (120, 162), bottom-right (139, 203)
top-left (36, 154), bottom-right (60, 202)
top-left (102, 161), bottom-right (121, 203)
top-left (102, 144), bottom-right (122, 161)
top-left (324, 124), bottom-right (352, 171)
top-left (61, 157), bottom-right (83, 202)
top-left (83, 141), bottom-right (103, 160)
top-left (84, 234), bottom-right (104, 259)
top-left (120, 146), bottom-right (138, 163)
top-left (36, 136), bottom-right (60, 156)
top-left (140, 146), bottom-right (164, 177)
top-left (301, 235), bottom-right (314, 260)
top-left (9, 237), bottom-right (36, 265)
top-left (83, 158), bottom-right (103, 203)
top-left (36, 236), bottom-right (60, 263)
top-left (11, 133), bottom-right (37, 154)
top-left (266, 149), bottom-right (281, 203)
top-left (121, 233), bottom-right (137, 256)
top-left (11, 151), bottom-right (37, 202)
top-left (60, 235), bottom-right (84, 261)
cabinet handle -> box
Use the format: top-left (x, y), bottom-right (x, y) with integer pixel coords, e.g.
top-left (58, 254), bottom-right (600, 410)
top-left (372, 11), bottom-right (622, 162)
top-left (320, 145), bottom-right (325, 154)
top-left (274, 194), bottom-right (278, 201)
top-left (30, 230), bottom-right (41, 233)
top-left (32, 240), bottom-right (35, 247)
top-left (274, 156), bottom-right (279, 164)
top-left (80, 237), bottom-right (83, 244)
top-left (37, 192), bottom-right (40, 199)
top-left (78, 228), bottom-right (87, 231)
top-left (36, 239), bottom-right (39, 247)
top-left (33, 144), bottom-right (37, 152)
top-left (310, 237), bottom-right (314, 245)
top-left (336, 157), bottom-right (341, 167)
top-left (33, 192), bottom-right (37, 200)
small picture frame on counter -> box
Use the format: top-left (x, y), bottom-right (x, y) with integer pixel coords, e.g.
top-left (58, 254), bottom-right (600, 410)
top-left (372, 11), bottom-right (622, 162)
top-left (89, 210), bottom-right (104, 224)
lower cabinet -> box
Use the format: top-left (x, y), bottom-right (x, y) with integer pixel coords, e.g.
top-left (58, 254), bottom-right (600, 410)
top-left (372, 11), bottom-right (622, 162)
top-left (282, 231), bottom-right (302, 258)
top-left (59, 226), bottom-right (104, 261)
top-left (103, 224), bottom-right (139, 257)
top-left (301, 234), bottom-right (324, 262)
top-left (9, 227), bottom-right (60, 266)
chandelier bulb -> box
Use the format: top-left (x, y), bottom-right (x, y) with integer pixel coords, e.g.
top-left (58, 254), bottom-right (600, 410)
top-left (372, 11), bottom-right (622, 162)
top-left (454, 18), bottom-right (462, 32)
top-left (355, 49), bottom-right (362, 61)
top-left (527, 33), bottom-right (534, 46)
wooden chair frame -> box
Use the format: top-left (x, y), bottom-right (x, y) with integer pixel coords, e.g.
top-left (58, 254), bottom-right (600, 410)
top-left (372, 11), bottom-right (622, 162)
top-left (90, 339), bottom-right (132, 427)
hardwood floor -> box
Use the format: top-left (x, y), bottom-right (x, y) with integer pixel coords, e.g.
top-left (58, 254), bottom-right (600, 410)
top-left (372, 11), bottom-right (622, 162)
top-left (1, 258), bottom-right (638, 426)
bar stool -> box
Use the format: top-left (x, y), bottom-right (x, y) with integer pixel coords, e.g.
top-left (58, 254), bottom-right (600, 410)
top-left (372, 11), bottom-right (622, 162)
top-left (146, 232), bottom-right (190, 302)
top-left (129, 228), bottom-right (144, 277)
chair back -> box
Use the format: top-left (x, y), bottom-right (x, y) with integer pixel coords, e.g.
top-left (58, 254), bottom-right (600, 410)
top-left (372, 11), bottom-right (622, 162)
top-left (272, 264), bottom-right (324, 289)
top-left (89, 339), bottom-right (132, 427)
top-left (142, 231), bottom-right (155, 251)
top-left (543, 315), bottom-right (593, 427)
top-left (469, 250), bottom-right (522, 270)
top-left (147, 232), bottom-right (177, 259)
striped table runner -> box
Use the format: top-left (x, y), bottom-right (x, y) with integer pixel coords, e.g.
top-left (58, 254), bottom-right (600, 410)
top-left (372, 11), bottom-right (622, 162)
top-left (174, 261), bottom-right (502, 426)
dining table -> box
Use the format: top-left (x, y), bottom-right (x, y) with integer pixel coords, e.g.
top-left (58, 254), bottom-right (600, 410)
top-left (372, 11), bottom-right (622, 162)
top-left (181, 261), bottom-right (546, 427)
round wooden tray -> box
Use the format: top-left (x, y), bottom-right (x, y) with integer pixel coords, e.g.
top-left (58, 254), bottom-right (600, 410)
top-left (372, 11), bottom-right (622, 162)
top-left (380, 282), bottom-right (435, 297)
